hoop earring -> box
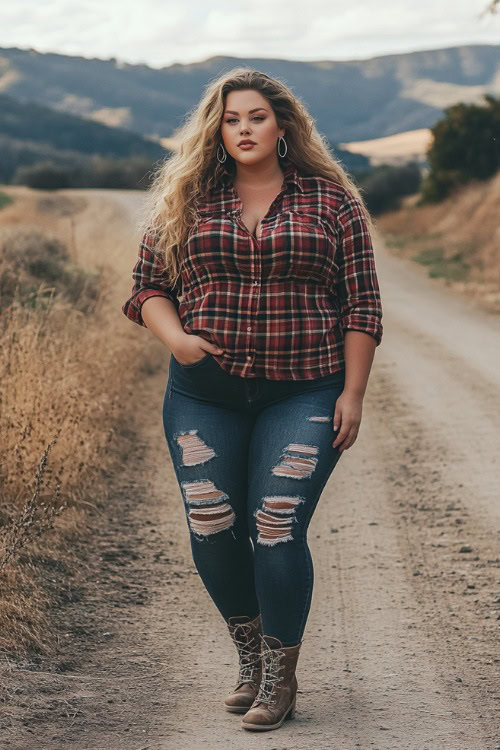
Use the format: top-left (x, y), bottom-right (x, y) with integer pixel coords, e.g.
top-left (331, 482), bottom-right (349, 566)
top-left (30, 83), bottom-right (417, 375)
top-left (217, 142), bottom-right (227, 163)
top-left (277, 135), bottom-right (287, 157)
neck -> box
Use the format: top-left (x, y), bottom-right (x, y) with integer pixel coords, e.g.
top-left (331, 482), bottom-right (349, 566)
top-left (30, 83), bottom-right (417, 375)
top-left (234, 155), bottom-right (285, 190)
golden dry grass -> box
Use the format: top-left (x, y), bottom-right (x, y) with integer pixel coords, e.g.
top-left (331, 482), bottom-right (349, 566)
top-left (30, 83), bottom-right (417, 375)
top-left (340, 128), bottom-right (433, 166)
top-left (376, 170), bottom-right (500, 311)
top-left (0, 186), bottom-right (148, 656)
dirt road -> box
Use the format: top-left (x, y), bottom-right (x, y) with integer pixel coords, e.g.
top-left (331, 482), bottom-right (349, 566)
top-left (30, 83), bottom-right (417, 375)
top-left (4, 190), bottom-right (499, 749)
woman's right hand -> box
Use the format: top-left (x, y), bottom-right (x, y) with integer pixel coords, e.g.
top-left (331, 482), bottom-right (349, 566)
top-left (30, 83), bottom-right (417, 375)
top-left (171, 333), bottom-right (224, 366)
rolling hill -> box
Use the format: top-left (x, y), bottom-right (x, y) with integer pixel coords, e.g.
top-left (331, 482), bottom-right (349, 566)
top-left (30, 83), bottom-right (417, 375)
top-left (0, 44), bottom-right (498, 145)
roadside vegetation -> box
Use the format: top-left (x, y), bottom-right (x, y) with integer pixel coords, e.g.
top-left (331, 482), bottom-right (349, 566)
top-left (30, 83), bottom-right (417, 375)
top-left (0, 190), bottom-right (145, 657)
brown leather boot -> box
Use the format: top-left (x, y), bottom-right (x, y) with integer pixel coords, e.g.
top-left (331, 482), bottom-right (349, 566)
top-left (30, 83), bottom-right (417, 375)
top-left (241, 633), bottom-right (302, 731)
top-left (224, 614), bottom-right (263, 713)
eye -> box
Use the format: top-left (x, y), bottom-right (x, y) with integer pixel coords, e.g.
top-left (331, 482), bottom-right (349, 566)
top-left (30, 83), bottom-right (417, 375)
top-left (225, 116), bottom-right (265, 123)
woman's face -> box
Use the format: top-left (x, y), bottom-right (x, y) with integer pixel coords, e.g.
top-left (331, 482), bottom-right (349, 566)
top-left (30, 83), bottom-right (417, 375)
top-left (220, 89), bottom-right (285, 167)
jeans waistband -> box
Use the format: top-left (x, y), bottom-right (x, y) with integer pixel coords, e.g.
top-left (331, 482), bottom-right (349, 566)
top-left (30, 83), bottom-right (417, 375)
top-left (169, 354), bottom-right (345, 411)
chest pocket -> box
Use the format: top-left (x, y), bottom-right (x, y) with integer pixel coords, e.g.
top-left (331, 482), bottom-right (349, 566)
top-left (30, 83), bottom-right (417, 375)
top-left (188, 206), bottom-right (243, 234)
top-left (263, 210), bottom-right (336, 283)
top-left (181, 213), bottom-right (238, 285)
top-left (186, 212), bottom-right (217, 239)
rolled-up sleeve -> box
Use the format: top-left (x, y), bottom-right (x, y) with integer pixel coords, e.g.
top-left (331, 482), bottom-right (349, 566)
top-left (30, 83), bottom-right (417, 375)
top-left (333, 190), bottom-right (383, 346)
top-left (122, 231), bottom-right (180, 328)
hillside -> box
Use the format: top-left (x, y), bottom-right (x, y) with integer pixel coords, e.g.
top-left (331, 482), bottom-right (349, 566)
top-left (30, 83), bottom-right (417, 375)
top-left (0, 44), bottom-right (498, 144)
top-left (376, 169), bottom-right (500, 311)
top-left (0, 92), bottom-right (167, 184)
top-left (0, 93), bottom-right (164, 159)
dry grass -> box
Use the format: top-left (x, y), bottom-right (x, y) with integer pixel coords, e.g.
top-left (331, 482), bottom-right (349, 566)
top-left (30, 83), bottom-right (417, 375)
top-left (0, 186), bottom-right (150, 657)
top-left (340, 128), bottom-right (433, 166)
top-left (376, 170), bottom-right (500, 312)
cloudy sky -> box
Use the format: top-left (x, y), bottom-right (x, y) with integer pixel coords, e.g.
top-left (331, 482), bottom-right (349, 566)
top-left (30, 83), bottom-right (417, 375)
top-left (0, 0), bottom-right (498, 68)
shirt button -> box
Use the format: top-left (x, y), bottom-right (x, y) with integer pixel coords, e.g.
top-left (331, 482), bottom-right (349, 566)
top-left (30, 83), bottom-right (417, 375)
top-left (253, 280), bottom-right (258, 285)
top-left (247, 326), bottom-right (252, 332)
top-left (247, 356), bottom-right (252, 361)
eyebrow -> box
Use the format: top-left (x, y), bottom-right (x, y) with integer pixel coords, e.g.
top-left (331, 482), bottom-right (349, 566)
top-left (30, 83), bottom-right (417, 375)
top-left (224, 107), bottom-right (268, 115)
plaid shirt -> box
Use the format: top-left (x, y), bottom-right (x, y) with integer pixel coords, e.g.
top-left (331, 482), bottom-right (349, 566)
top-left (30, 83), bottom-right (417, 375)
top-left (122, 159), bottom-right (383, 380)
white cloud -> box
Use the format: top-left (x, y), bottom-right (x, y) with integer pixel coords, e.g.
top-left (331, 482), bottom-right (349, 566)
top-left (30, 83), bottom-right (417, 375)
top-left (0, 0), bottom-right (498, 67)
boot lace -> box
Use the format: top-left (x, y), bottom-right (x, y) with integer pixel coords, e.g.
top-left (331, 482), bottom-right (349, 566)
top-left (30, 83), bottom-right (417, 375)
top-left (233, 622), bottom-right (261, 685)
top-left (254, 645), bottom-right (284, 705)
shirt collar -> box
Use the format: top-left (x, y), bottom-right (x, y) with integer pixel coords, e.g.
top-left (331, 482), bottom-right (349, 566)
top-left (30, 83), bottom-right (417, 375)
top-left (220, 159), bottom-right (304, 194)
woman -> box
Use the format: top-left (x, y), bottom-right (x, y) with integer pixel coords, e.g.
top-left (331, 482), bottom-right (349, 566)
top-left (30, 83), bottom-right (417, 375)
top-left (122, 67), bottom-right (383, 732)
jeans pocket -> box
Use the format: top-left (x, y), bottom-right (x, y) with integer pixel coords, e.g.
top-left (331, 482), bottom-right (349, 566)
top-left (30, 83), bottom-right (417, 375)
top-left (176, 352), bottom-right (213, 369)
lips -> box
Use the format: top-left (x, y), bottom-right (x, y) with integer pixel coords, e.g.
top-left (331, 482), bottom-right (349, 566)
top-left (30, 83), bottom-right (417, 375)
top-left (238, 140), bottom-right (256, 146)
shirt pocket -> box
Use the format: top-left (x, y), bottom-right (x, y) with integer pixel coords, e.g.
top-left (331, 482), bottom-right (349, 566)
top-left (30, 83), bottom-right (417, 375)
top-left (182, 213), bottom-right (241, 284)
top-left (264, 210), bottom-right (337, 285)
top-left (185, 213), bottom-right (217, 241)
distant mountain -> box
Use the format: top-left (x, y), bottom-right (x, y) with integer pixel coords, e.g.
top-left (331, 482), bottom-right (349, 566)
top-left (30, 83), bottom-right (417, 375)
top-left (0, 44), bottom-right (498, 144)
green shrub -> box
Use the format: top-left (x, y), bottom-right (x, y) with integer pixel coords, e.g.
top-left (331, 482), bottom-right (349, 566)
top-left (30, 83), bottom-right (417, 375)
top-left (357, 161), bottom-right (422, 215)
top-left (421, 94), bottom-right (500, 203)
top-left (0, 191), bottom-right (14, 210)
top-left (412, 246), bottom-right (470, 281)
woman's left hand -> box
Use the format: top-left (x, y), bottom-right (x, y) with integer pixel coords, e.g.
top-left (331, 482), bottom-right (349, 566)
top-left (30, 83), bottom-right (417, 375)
top-left (332, 390), bottom-right (363, 452)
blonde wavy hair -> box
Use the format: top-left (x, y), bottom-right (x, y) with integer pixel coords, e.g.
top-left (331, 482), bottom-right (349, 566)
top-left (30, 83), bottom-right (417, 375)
top-left (137, 66), bottom-right (374, 287)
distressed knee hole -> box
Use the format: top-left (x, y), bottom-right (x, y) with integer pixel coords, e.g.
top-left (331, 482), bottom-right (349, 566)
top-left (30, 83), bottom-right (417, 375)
top-left (286, 443), bottom-right (319, 455)
top-left (308, 415), bottom-right (332, 422)
top-left (175, 430), bottom-right (216, 466)
top-left (181, 480), bottom-right (235, 538)
top-left (181, 479), bottom-right (228, 506)
top-left (256, 510), bottom-right (292, 527)
top-left (262, 496), bottom-right (304, 514)
top-left (188, 503), bottom-right (236, 536)
top-left (255, 496), bottom-right (304, 546)
top-left (255, 511), bottom-right (293, 546)
top-left (271, 444), bottom-right (319, 479)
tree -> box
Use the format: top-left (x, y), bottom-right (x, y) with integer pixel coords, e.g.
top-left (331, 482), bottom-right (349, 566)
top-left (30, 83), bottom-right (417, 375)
top-left (420, 94), bottom-right (500, 202)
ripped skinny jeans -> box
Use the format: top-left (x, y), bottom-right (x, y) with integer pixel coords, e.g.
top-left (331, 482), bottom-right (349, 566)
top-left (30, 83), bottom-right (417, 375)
top-left (162, 352), bottom-right (346, 647)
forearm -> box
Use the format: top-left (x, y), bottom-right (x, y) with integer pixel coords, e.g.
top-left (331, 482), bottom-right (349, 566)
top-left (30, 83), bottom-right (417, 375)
top-left (140, 296), bottom-right (186, 351)
top-left (342, 329), bottom-right (376, 398)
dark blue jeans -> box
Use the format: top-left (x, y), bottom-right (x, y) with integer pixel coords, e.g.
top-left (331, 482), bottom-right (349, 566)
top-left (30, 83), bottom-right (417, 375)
top-left (162, 353), bottom-right (346, 647)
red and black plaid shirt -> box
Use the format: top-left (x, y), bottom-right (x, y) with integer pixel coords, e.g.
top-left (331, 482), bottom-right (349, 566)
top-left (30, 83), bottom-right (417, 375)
top-left (122, 159), bottom-right (383, 380)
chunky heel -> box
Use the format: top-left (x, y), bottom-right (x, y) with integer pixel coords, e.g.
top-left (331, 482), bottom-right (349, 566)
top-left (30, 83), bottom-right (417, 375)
top-left (285, 697), bottom-right (296, 720)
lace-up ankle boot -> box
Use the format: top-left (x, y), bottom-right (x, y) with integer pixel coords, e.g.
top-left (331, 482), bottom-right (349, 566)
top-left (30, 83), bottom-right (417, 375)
top-left (241, 633), bottom-right (302, 731)
top-left (224, 614), bottom-right (263, 713)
